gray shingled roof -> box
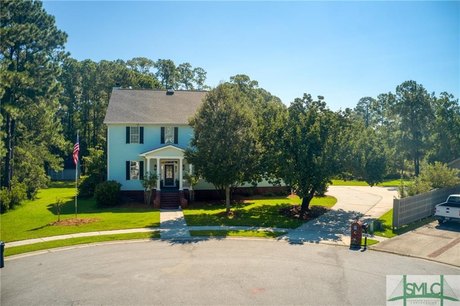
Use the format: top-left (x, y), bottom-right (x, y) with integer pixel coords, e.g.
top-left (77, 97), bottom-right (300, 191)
top-left (104, 89), bottom-right (207, 124)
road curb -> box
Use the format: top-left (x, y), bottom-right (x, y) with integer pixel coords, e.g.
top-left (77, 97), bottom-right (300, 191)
top-left (370, 246), bottom-right (459, 268)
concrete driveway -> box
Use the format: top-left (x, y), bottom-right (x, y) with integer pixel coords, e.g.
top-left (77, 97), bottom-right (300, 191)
top-left (2, 239), bottom-right (458, 306)
top-left (326, 186), bottom-right (398, 218)
top-left (373, 221), bottom-right (460, 267)
top-left (284, 186), bottom-right (397, 244)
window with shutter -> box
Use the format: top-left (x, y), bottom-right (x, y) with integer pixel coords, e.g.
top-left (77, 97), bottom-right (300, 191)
top-left (130, 126), bottom-right (140, 143)
top-left (164, 126), bottom-right (174, 144)
top-left (126, 161), bottom-right (141, 180)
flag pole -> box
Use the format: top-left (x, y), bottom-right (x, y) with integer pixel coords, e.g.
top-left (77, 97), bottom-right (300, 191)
top-left (75, 131), bottom-right (79, 219)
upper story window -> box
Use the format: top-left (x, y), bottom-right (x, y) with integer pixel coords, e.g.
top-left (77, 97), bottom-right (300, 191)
top-left (130, 126), bottom-right (140, 143)
top-left (126, 126), bottom-right (144, 144)
top-left (164, 127), bottom-right (174, 144)
top-left (161, 127), bottom-right (178, 144)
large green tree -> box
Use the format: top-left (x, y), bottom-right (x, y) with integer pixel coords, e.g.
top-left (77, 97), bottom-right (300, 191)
top-left (0, 0), bottom-right (68, 196)
top-left (58, 57), bottom-right (163, 161)
top-left (155, 59), bottom-right (177, 89)
top-left (392, 81), bottom-right (434, 176)
top-left (346, 121), bottom-right (387, 186)
top-left (429, 92), bottom-right (460, 163)
top-left (185, 83), bottom-right (259, 213)
top-left (278, 94), bottom-right (343, 214)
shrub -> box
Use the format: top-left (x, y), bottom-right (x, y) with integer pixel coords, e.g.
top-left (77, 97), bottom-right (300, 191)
top-left (94, 180), bottom-right (121, 207)
top-left (78, 175), bottom-right (99, 198)
top-left (398, 162), bottom-right (460, 198)
top-left (405, 177), bottom-right (432, 197)
top-left (420, 162), bottom-right (460, 189)
top-left (0, 188), bottom-right (10, 213)
top-left (0, 181), bottom-right (27, 213)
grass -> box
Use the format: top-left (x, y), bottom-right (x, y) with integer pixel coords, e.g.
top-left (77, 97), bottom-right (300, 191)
top-left (189, 230), bottom-right (285, 238)
top-left (5, 231), bottom-right (160, 257)
top-left (362, 237), bottom-right (379, 246)
top-left (183, 195), bottom-right (337, 229)
top-left (331, 179), bottom-right (410, 187)
top-left (372, 209), bottom-right (436, 238)
top-left (0, 181), bottom-right (160, 242)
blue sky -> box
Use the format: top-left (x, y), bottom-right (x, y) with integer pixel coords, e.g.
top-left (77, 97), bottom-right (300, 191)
top-left (43, 1), bottom-right (459, 110)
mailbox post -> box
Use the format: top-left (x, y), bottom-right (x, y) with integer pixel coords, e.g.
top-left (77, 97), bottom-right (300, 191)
top-left (350, 220), bottom-right (363, 249)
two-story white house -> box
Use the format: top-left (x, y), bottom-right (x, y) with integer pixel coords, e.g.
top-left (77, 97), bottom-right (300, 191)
top-left (104, 88), bottom-right (288, 208)
top-left (104, 88), bottom-right (208, 207)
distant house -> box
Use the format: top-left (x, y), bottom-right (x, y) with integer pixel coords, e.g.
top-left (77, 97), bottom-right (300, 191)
top-left (103, 88), bottom-right (286, 208)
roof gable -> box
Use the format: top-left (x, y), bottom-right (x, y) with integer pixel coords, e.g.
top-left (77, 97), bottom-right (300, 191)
top-left (140, 145), bottom-right (185, 158)
top-left (104, 89), bottom-right (207, 124)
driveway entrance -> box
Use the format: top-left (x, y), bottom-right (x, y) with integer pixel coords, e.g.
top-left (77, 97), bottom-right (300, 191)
top-left (373, 221), bottom-right (460, 266)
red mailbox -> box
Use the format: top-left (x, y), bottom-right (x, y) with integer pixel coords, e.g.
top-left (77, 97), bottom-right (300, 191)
top-left (350, 220), bottom-right (363, 248)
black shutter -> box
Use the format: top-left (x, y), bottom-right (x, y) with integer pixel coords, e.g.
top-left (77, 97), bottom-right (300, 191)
top-left (140, 127), bottom-right (144, 144)
top-left (174, 127), bottom-right (178, 144)
top-left (161, 127), bottom-right (165, 144)
top-left (126, 161), bottom-right (130, 180)
top-left (126, 127), bottom-right (130, 144)
top-left (140, 161), bottom-right (144, 180)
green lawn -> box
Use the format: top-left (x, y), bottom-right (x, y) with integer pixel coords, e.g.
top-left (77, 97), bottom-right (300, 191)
top-left (5, 231), bottom-right (160, 257)
top-left (0, 182), bottom-right (160, 242)
top-left (331, 179), bottom-right (410, 187)
top-left (363, 237), bottom-right (379, 246)
top-left (183, 195), bottom-right (337, 229)
top-left (189, 230), bottom-right (285, 238)
top-left (372, 209), bottom-right (435, 238)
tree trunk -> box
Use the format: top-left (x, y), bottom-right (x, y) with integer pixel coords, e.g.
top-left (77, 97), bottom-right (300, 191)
top-left (145, 189), bottom-right (153, 205)
top-left (225, 185), bottom-right (231, 214)
top-left (2, 114), bottom-right (14, 189)
top-left (300, 190), bottom-right (315, 216)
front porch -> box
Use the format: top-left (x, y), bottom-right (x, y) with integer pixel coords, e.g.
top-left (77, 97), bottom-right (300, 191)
top-left (140, 145), bottom-right (193, 209)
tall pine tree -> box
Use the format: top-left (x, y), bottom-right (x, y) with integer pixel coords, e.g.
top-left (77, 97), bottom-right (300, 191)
top-left (0, 0), bottom-right (68, 197)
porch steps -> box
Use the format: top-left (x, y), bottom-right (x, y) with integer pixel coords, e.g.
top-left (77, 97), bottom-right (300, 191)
top-left (160, 191), bottom-right (180, 209)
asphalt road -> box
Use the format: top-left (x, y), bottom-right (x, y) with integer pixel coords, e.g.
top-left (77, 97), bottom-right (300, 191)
top-left (1, 239), bottom-right (458, 306)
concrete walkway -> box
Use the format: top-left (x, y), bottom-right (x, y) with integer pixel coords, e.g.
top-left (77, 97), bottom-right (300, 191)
top-left (159, 209), bottom-right (191, 239)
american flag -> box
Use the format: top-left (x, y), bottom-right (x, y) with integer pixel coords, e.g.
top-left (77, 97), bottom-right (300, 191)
top-left (73, 139), bottom-right (79, 166)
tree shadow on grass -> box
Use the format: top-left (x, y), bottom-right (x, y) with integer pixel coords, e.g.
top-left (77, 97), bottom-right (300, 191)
top-left (282, 209), bottom-right (363, 245)
top-left (186, 196), bottom-right (295, 211)
top-left (184, 203), bottom-right (304, 229)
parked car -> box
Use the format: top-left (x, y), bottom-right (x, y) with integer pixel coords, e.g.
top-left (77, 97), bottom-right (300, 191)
top-left (435, 194), bottom-right (460, 224)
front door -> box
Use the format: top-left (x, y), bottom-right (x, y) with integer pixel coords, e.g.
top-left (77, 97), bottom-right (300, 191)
top-left (164, 164), bottom-right (175, 187)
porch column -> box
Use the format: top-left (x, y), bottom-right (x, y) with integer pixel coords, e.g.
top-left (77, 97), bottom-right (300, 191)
top-left (146, 158), bottom-right (150, 175)
top-left (156, 158), bottom-right (160, 190)
top-left (189, 164), bottom-right (192, 175)
top-left (179, 158), bottom-right (183, 190)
